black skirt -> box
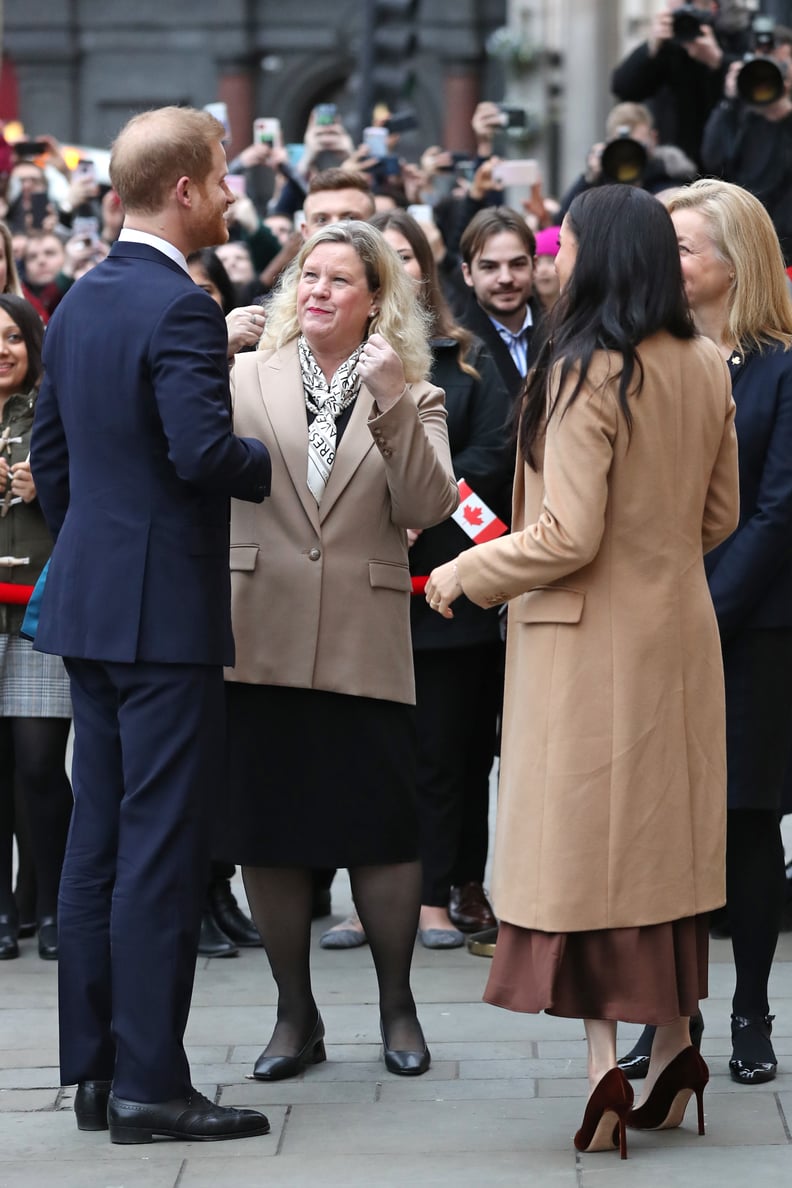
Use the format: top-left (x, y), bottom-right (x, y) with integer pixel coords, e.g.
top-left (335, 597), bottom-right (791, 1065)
top-left (723, 628), bottom-right (792, 811)
top-left (215, 682), bottom-right (419, 867)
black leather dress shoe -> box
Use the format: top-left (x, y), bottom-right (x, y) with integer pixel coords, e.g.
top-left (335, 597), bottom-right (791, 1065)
top-left (197, 912), bottom-right (238, 958)
top-left (253, 1014), bottom-right (326, 1080)
top-left (75, 1080), bottom-right (112, 1131)
top-left (209, 880), bottom-right (262, 947)
top-left (729, 1014), bottom-right (777, 1084)
top-left (108, 1089), bottom-right (270, 1144)
top-left (0, 913), bottom-right (19, 960)
top-left (380, 1020), bottom-right (431, 1077)
top-left (448, 882), bottom-right (497, 933)
top-left (618, 1011), bottom-right (704, 1080)
top-left (37, 916), bottom-right (58, 960)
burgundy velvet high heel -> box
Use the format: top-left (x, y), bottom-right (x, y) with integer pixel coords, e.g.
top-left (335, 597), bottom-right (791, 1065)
top-left (627, 1046), bottom-right (709, 1134)
top-left (573, 1067), bottom-right (634, 1159)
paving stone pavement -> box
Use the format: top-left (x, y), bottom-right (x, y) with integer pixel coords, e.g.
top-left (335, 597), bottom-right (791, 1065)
top-left (1, 858), bottom-right (791, 1188)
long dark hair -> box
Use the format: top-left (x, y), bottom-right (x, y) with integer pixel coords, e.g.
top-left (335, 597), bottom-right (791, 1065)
top-left (186, 248), bottom-right (237, 315)
top-left (519, 185), bottom-right (694, 469)
top-left (370, 209), bottom-right (479, 378)
top-left (0, 293), bottom-right (44, 390)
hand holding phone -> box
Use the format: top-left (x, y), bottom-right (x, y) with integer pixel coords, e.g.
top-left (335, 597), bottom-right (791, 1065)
top-left (253, 118), bottom-right (282, 151)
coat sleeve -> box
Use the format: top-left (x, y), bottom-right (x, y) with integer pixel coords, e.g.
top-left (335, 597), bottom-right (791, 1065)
top-left (367, 381), bottom-right (459, 529)
top-left (457, 372), bottom-right (618, 608)
top-left (149, 288), bottom-right (271, 503)
top-left (706, 355), bottom-right (792, 637)
top-left (611, 42), bottom-right (669, 101)
top-left (702, 378), bottom-right (739, 554)
top-left (30, 365), bottom-right (69, 542)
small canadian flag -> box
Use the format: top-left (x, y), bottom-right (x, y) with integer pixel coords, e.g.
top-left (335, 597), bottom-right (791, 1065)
top-left (451, 479), bottom-right (508, 544)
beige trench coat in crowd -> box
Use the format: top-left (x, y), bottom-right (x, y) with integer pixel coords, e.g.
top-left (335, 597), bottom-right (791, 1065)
top-left (457, 331), bottom-right (740, 933)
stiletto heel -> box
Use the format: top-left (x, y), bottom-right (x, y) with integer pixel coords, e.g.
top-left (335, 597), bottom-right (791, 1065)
top-left (627, 1046), bottom-right (709, 1133)
top-left (695, 1084), bottom-right (705, 1136)
top-left (573, 1067), bottom-right (634, 1159)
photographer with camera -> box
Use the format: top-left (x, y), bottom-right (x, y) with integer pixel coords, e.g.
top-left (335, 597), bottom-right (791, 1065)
top-left (558, 102), bottom-right (697, 219)
top-left (612, 1), bottom-right (750, 168)
top-left (701, 23), bottom-right (792, 263)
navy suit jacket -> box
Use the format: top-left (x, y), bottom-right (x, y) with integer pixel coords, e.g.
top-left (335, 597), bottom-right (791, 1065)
top-left (705, 342), bottom-right (792, 640)
top-left (30, 240), bottom-right (271, 666)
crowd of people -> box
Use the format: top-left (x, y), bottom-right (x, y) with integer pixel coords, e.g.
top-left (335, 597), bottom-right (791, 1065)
top-left (0, 0), bottom-right (790, 1161)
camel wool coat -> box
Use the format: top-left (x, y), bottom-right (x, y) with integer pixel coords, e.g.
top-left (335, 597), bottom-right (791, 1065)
top-left (457, 331), bottom-right (740, 933)
top-left (225, 340), bottom-right (459, 704)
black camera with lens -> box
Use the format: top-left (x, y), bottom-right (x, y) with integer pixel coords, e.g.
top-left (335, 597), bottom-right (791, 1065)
top-left (672, 4), bottom-right (714, 44)
top-left (600, 128), bottom-right (648, 185)
top-left (738, 16), bottom-right (786, 106)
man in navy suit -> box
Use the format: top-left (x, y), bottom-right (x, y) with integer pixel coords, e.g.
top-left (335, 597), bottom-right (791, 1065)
top-left (30, 106), bottom-right (272, 1144)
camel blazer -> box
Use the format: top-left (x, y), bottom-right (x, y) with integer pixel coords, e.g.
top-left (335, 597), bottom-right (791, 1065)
top-left (457, 331), bottom-right (740, 931)
top-left (226, 340), bottom-right (459, 704)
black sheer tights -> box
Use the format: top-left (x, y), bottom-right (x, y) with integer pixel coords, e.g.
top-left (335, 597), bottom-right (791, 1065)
top-left (727, 808), bottom-right (786, 1018)
top-left (243, 860), bottom-right (424, 1056)
top-left (0, 718), bottom-right (72, 919)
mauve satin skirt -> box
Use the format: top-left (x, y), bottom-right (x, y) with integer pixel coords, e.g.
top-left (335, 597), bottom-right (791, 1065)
top-left (484, 914), bottom-right (709, 1026)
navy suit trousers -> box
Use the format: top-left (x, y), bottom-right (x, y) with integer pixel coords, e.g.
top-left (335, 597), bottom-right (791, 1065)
top-left (58, 658), bottom-right (225, 1101)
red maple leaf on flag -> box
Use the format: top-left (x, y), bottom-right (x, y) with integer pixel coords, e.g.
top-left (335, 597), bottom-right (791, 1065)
top-left (463, 503), bottom-right (484, 527)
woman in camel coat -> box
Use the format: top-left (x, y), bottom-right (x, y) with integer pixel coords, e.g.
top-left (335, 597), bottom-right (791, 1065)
top-left (427, 186), bottom-right (739, 1157)
top-left (217, 222), bottom-right (458, 1083)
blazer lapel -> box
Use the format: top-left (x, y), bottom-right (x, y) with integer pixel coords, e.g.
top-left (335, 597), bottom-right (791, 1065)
top-left (318, 384), bottom-right (376, 522)
top-left (255, 345), bottom-right (320, 532)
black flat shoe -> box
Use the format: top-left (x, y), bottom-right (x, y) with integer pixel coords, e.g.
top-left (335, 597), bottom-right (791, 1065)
top-left (617, 1011), bottom-right (704, 1080)
top-left (197, 912), bottom-right (238, 958)
top-left (75, 1079), bottom-right (112, 1131)
top-left (252, 1014), bottom-right (326, 1081)
top-left (37, 916), bottom-right (58, 960)
top-left (0, 912), bottom-right (19, 960)
top-left (729, 1014), bottom-right (777, 1084)
top-left (380, 1020), bottom-right (431, 1077)
top-left (209, 880), bottom-right (261, 947)
top-left (108, 1088), bottom-right (269, 1144)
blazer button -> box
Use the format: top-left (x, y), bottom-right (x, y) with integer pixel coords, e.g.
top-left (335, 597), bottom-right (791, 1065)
top-left (382, 447), bottom-right (393, 458)
top-left (308, 547), bottom-right (321, 561)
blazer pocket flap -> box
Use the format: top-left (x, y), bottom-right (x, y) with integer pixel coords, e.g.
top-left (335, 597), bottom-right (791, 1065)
top-left (511, 586), bottom-right (585, 624)
top-left (369, 560), bottom-right (412, 592)
top-left (230, 544), bottom-right (260, 572)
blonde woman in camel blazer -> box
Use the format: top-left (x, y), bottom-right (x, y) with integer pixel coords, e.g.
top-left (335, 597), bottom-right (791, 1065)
top-left (216, 222), bottom-right (458, 1084)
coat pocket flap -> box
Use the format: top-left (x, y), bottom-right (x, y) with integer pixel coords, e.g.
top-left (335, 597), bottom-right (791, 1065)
top-left (229, 544), bottom-right (260, 572)
top-left (511, 586), bottom-right (585, 624)
top-left (369, 560), bottom-right (412, 591)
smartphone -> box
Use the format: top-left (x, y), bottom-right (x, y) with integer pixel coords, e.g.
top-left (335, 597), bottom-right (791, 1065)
top-left (204, 102), bottom-right (230, 139)
top-left (75, 159), bottom-right (96, 184)
top-left (285, 142), bottom-right (305, 169)
top-left (498, 105), bottom-right (527, 129)
top-left (72, 215), bottom-right (100, 243)
top-left (384, 110), bottom-right (418, 134)
top-left (406, 204), bottom-right (434, 224)
top-left (253, 118), bottom-right (282, 150)
top-left (29, 192), bottom-right (50, 229)
top-left (363, 126), bottom-right (389, 160)
top-left (492, 158), bottom-right (539, 187)
top-left (225, 174), bottom-right (247, 198)
top-left (294, 210), bottom-right (307, 234)
top-left (13, 140), bottom-right (48, 158)
top-left (314, 103), bottom-right (337, 127)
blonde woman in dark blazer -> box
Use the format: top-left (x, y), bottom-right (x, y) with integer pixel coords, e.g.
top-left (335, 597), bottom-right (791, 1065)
top-left (217, 222), bottom-right (458, 1080)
